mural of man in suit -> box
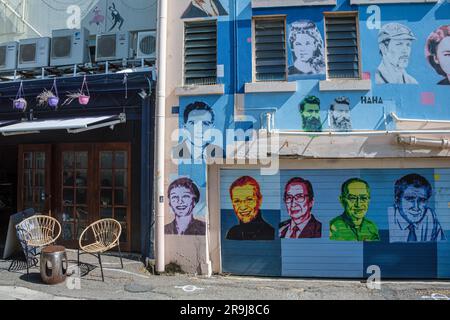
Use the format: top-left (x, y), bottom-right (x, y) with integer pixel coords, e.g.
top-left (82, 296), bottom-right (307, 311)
top-left (330, 178), bottom-right (380, 241)
top-left (389, 174), bottom-right (446, 243)
top-left (279, 177), bottom-right (322, 239)
top-left (227, 176), bottom-right (275, 241)
top-left (182, 0), bottom-right (228, 19)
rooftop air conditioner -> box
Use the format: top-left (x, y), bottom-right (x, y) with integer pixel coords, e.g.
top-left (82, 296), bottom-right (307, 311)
top-left (51, 28), bottom-right (90, 67)
top-left (136, 31), bottom-right (156, 60)
top-left (18, 37), bottom-right (50, 70)
top-left (0, 42), bottom-right (18, 72)
top-left (95, 32), bottom-right (132, 62)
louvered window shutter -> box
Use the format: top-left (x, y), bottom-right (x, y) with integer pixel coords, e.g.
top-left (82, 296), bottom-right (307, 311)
top-left (254, 18), bottom-right (287, 82)
top-left (184, 20), bottom-right (217, 86)
top-left (325, 15), bottom-right (360, 79)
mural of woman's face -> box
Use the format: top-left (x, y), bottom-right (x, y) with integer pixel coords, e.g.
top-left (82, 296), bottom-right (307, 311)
top-left (382, 39), bottom-right (412, 69)
top-left (435, 36), bottom-right (450, 76)
top-left (231, 184), bottom-right (261, 223)
top-left (293, 33), bottom-right (316, 62)
top-left (169, 186), bottom-right (196, 218)
top-left (399, 186), bottom-right (429, 224)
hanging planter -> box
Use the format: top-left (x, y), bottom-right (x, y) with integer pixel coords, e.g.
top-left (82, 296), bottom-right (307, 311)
top-left (63, 75), bottom-right (91, 106)
top-left (13, 82), bottom-right (27, 112)
top-left (37, 80), bottom-right (60, 110)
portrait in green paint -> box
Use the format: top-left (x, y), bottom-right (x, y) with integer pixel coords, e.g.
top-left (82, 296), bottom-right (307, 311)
top-left (330, 178), bottom-right (380, 242)
top-left (300, 96), bottom-right (322, 132)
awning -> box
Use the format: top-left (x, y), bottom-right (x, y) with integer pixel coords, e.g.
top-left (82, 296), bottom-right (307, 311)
top-left (0, 113), bottom-right (126, 136)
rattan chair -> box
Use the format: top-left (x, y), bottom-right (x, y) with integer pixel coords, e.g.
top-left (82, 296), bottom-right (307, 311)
top-left (78, 219), bottom-right (123, 282)
top-left (10, 215), bottom-right (61, 276)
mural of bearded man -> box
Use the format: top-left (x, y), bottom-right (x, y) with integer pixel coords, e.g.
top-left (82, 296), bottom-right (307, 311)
top-left (300, 96), bottom-right (322, 132)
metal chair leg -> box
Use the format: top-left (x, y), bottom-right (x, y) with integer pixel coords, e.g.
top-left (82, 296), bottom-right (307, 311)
top-left (118, 243), bottom-right (123, 269)
top-left (77, 249), bottom-right (80, 267)
top-left (98, 253), bottom-right (104, 282)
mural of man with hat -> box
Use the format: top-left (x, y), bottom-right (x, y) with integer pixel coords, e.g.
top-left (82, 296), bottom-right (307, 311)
top-left (376, 23), bottom-right (418, 84)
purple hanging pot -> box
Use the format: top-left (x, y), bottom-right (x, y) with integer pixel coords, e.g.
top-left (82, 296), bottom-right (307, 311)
top-left (48, 96), bottom-right (60, 109)
top-left (13, 98), bottom-right (27, 112)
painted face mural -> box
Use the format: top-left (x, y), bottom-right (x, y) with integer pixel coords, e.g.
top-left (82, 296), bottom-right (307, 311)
top-left (165, 178), bottom-right (206, 236)
top-left (288, 21), bottom-right (325, 76)
top-left (330, 97), bottom-right (352, 132)
top-left (183, 101), bottom-right (215, 148)
top-left (300, 96), bottom-right (322, 132)
top-left (226, 176), bottom-right (275, 241)
top-left (376, 23), bottom-right (418, 84)
top-left (330, 178), bottom-right (380, 242)
top-left (181, 0), bottom-right (228, 19)
top-left (279, 178), bottom-right (322, 239)
top-left (426, 25), bottom-right (450, 85)
top-left (390, 174), bottom-right (446, 243)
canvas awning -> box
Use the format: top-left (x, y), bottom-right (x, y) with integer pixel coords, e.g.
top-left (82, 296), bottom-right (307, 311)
top-left (0, 114), bottom-right (126, 136)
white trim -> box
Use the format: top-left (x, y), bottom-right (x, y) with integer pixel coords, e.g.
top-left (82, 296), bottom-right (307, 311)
top-left (319, 79), bottom-right (372, 91)
top-left (252, 0), bottom-right (337, 8)
top-left (245, 81), bottom-right (297, 93)
top-left (175, 84), bottom-right (225, 96)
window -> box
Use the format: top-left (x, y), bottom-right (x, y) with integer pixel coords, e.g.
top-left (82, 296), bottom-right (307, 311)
top-left (184, 20), bottom-right (217, 86)
top-left (324, 13), bottom-right (361, 79)
top-left (253, 17), bottom-right (287, 82)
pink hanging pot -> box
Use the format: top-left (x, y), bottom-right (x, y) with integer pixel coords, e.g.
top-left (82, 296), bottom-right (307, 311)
top-left (78, 95), bottom-right (90, 105)
top-left (78, 76), bottom-right (90, 106)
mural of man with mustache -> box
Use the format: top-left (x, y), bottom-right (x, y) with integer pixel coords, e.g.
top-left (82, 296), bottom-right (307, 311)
top-left (376, 23), bottom-right (418, 84)
top-left (330, 96), bottom-right (352, 132)
top-left (300, 96), bottom-right (322, 132)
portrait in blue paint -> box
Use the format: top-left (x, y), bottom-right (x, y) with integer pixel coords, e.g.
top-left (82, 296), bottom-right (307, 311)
top-left (300, 96), bottom-right (322, 132)
top-left (389, 174), bottom-right (446, 243)
top-left (172, 101), bottom-right (224, 163)
top-left (226, 176), bottom-right (275, 241)
top-left (288, 20), bottom-right (325, 78)
top-left (425, 25), bottom-right (450, 85)
top-left (165, 177), bottom-right (206, 236)
top-left (181, 0), bottom-right (228, 19)
top-left (376, 23), bottom-right (418, 85)
top-left (329, 96), bottom-right (352, 132)
top-left (330, 178), bottom-right (380, 242)
top-left (279, 177), bottom-right (322, 239)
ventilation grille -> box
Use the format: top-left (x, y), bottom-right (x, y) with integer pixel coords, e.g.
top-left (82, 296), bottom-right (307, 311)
top-left (20, 43), bottom-right (37, 64)
top-left (97, 35), bottom-right (117, 59)
top-left (139, 34), bottom-right (156, 56)
top-left (0, 46), bottom-right (6, 67)
top-left (52, 36), bottom-right (72, 58)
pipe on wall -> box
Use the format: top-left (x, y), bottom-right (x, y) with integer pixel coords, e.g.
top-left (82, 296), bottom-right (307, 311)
top-left (155, 0), bottom-right (168, 274)
top-left (391, 113), bottom-right (450, 124)
top-left (398, 136), bottom-right (450, 149)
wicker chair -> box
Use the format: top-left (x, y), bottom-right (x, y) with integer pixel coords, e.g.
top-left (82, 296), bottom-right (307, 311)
top-left (78, 219), bottom-right (123, 282)
top-left (10, 215), bottom-right (61, 277)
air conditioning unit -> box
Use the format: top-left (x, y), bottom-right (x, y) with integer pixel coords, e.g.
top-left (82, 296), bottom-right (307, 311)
top-left (18, 37), bottom-right (50, 69)
top-left (95, 32), bottom-right (132, 62)
top-left (51, 28), bottom-right (90, 67)
top-left (136, 31), bottom-right (156, 60)
top-left (0, 42), bottom-right (18, 72)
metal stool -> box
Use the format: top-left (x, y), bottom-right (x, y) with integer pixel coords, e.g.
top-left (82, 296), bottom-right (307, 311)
top-left (40, 246), bottom-right (68, 285)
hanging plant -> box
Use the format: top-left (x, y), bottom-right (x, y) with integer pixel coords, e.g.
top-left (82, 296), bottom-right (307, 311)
top-left (13, 81), bottom-right (27, 112)
top-left (62, 75), bottom-right (90, 106)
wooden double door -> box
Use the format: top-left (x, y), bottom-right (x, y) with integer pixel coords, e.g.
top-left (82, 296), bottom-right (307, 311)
top-left (17, 143), bottom-right (131, 251)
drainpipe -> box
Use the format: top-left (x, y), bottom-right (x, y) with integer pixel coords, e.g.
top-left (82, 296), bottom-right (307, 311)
top-left (398, 136), bottom-right (450, 149)
top-left (155, 0), bottom-right (168, 274)
top-left (391, 112), bottom-right (450, 124)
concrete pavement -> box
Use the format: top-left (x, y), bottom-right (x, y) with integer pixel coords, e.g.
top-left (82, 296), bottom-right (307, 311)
top-left (1, 250), bottom-right (450, 300)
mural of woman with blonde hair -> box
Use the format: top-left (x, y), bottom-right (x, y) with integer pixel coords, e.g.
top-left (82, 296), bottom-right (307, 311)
top-left (426, 25), bottom-right (450, 85)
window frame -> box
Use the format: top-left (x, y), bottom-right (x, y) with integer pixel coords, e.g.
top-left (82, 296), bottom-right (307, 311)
top-left (182, 18), bottom-right (219, 87)
top-left (252, 15), bottom-right (288, 83)
top-left (323, 11), bottom-right (362, 81)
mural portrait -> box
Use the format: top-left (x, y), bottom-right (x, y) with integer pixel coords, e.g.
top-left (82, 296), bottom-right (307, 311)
top-left (181, 0), bottom-right (228, 19)
top-left (227, 176), bottom-right (275, 241)
top-left (330, 178), bottom-right (380, 242)
top-left (165, 177), bottom-right (206, 236)
top-left (288, 20), bottom-right (325, 77)
top-left (300, 96), bottom-right (322, 132)
top-left (389, 174), bottom-right (446, 243)
top-left (329, 96), bottom-right (352, 132)
top-left (376, 23), bottom-right (418, 84)
top-left (279, 177), bottom-right (322, 239)
top-left (425, 25), bottom-right (450, 85)
top-left (172, 101), bottom-right (223, 162)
